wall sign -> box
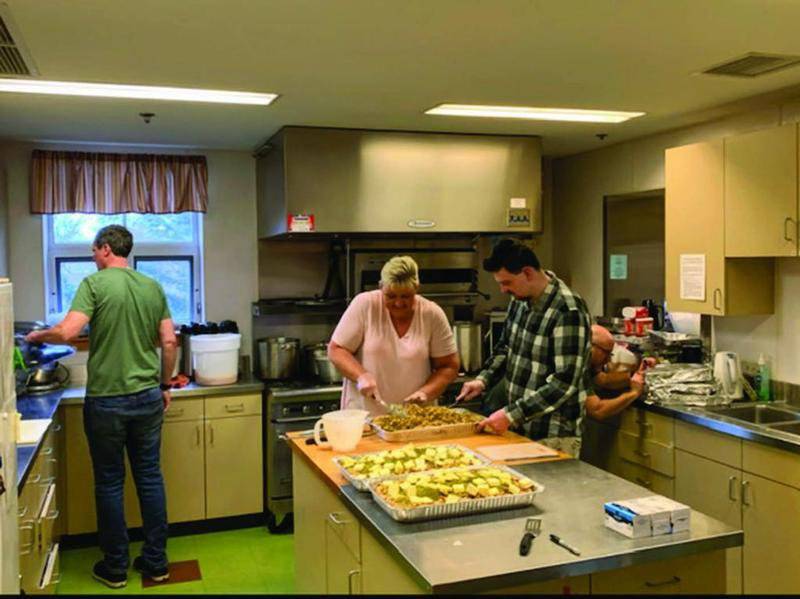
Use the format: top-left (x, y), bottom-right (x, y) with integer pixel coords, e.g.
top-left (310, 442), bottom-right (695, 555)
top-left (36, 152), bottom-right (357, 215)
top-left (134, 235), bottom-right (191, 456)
top-left (609, 254), bottom-right (628, 280)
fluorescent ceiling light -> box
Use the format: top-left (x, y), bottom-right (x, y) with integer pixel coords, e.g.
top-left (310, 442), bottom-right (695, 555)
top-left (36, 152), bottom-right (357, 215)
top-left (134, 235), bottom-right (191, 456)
top-left (0, 78), bottom-right (278, 105)
top-left (425, 103), bottom-right (645, 123)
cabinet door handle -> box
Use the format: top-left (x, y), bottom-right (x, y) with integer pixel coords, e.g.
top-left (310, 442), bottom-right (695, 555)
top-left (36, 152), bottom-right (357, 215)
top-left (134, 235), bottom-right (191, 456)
top-left (208, 423), bottom-right (214, 446)
top-left (713, 288), bottom-right (723, 311)
top-left (728, 476), bottom-right (738, 502)
top-left (27, 474), bottom-right (41, 484)
top-left (18, 505), bottom-right (28, 518)
top-left (634, 448), bottom-right (650, 459)
top-left (741, 480), bottom-right (751, 506)
top-left (224, 403), bottom-right (245, 413)
top-left (52, 423), bottom-right (63, 432)
top-left (635, 476), bottom-right (652, 488)
top-left (19, 522), bottom-right (35, 555)
top-left (195, 424), bottom-right (201, 446)
top-left (785, 217), bottom-right (796, 242)
top-left (645, 575), bottom-right (681, 588)
top-left (328, 512), bottom-right (348, 526)
top-left (41, 447), bottom-right (54, 456)
top-left (347, 569), bottom-right (360, 595)
top-left (45, 508), bottom-right (60, 521)
top-left (40, 476), bottom-right (56, 486)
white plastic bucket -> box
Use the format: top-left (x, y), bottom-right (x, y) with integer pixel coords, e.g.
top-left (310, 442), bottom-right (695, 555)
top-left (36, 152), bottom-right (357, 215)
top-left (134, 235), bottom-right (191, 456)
top-left (191, 333), bottom-right (241, 386)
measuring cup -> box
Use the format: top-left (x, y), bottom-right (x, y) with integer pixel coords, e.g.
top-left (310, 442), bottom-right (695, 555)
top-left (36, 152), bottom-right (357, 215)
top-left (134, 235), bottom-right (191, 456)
top-left (313, 409), bottom-right (369, 452)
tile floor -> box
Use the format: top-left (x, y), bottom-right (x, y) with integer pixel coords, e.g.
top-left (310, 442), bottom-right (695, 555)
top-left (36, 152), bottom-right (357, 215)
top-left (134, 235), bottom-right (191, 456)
top-left (56, 527), bottom-right (294, 594)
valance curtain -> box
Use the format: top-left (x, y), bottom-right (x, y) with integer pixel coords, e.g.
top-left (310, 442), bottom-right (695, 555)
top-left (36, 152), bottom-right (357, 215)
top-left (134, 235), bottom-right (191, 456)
top-left (30, 150), bottom-right (208, 214)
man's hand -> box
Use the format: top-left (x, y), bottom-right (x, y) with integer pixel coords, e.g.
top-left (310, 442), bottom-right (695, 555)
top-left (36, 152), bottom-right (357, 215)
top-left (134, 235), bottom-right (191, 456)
top-left (25, 330), bottom-right (46, 344)
top-left (455, 379), bottom-right (486, 403)
top-left (162, 390), bottom-right (172, 412)
top-left (477, 408), bottom-right (511, 435)
top-left (629, 375), bottom-right (644, 398)
top-left (356, 372), bottom-right (380, 400)
top-left (402, 390), bottom-right (429, 404)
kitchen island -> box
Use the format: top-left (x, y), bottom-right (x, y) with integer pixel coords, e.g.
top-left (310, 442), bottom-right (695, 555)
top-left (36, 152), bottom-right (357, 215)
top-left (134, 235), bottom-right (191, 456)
top-left (289, 431), bottom-right (741, 594)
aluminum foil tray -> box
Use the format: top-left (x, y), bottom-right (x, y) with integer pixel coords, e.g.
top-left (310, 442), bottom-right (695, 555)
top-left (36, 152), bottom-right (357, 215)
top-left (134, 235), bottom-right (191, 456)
top-left (369, 408), bottom-right (483, 442)
top-left (367, 464), bottom-right (544, 522)
top-left (334, 444), bottom-right (490, 492)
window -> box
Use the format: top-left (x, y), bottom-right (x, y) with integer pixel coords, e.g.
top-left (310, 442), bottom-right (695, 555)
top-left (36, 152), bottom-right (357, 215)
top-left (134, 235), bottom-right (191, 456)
top-left (43, 213), bottom-right (204, 325)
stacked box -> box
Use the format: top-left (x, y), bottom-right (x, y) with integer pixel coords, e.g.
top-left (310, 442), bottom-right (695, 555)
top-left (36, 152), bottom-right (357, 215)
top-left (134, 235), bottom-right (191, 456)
top-left (604, 495), bottom-right (691, 538)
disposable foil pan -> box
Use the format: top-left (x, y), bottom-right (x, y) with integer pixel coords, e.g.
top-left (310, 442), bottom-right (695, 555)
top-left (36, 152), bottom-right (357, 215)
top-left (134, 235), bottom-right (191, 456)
top-left (334, 444), bottom-right (490, 492)
top-left (369, 408), bottom-right (483, 442)
top-left (367, 464), bottom-right (544, 522)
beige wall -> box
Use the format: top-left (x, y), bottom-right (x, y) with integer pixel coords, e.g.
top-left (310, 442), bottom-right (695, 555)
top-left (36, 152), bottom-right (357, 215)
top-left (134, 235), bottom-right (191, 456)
top-left (0, 140), bottom-right (258, 356)
top-left (0, 147), bottom-right (8, 277)
top-left (552, 101), bottom-right (800, 383)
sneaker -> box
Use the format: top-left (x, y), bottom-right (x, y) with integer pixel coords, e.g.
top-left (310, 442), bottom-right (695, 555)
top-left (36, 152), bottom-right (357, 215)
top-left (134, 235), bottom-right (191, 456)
top-left (133, 555), bottom-right (170, 582)
top-left (92, 561), bottom-right (127, 589)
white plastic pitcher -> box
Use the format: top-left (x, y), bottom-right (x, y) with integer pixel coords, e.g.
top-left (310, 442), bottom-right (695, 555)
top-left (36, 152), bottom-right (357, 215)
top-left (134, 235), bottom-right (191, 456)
top-left (313, 409), bottom-right (368, 452)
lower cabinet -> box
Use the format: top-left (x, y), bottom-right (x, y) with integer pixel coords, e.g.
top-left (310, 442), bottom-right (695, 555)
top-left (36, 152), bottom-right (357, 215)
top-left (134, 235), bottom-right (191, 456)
top-left (61, 392), bottom-right (263, 535)
top-left (293, 450), bottom-right (725, 595)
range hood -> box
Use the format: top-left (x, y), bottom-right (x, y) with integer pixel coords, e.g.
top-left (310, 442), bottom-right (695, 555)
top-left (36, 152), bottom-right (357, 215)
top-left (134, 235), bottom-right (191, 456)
top-left (256, 127), bottom-right (542, 237)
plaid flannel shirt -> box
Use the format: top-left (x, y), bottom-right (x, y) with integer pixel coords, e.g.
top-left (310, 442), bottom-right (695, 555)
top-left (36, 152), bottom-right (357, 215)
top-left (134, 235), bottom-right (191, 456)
top-left (476, 271), bottom-right (592, 439)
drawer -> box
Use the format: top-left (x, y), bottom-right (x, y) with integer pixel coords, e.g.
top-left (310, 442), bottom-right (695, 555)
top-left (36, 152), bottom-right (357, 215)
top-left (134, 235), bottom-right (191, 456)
top-left (743, 440), bottom-right (800, 489)
top-left (591, 549), bottom-right (725, 594)
top-left (205, 393), bottom-right (262, 419)
top-left (617, 431), bottom-right (674, 477)
top-left (164, 398), bottom-right (204, 421)
top-left (325, 508), bottom-right (361, 563)
top-left (35, 542), bottom-right (60, 593)
top-left (620, 408), bottom-right (674, 445)
top-left (675, 420), bottom-right (741, 468)
top-left (615, 458), bottom-right (674, 498)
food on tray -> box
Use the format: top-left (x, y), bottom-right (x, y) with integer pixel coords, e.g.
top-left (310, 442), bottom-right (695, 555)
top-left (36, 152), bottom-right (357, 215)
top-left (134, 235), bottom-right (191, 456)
top-left (373, 404), bottom-right (481, 432)
top-left (374, 467), bottom-right (535, 508)
top-left (338, 444), bottom-right (483, 480)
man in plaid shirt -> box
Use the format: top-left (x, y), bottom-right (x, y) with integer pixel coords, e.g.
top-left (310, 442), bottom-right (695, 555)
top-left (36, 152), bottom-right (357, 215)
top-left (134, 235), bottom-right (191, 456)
top-left (456, 239), bottom-right (592, 456)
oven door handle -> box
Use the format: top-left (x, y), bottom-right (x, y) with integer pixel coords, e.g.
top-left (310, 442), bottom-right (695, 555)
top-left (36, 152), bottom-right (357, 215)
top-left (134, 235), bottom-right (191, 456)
top-left (272, 416), bottom-right (325, 424)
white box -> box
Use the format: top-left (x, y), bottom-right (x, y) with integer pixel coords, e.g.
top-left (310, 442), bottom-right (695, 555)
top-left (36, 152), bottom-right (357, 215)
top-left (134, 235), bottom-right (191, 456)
top-left (639, 495), bottom-right (691, 533)
top-left (604, 495), bottom-right (688, 538)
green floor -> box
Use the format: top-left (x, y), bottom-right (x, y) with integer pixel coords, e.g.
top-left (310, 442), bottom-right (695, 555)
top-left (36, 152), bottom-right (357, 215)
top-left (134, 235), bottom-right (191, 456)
top-left (56, 527), bottom-right (294, 594)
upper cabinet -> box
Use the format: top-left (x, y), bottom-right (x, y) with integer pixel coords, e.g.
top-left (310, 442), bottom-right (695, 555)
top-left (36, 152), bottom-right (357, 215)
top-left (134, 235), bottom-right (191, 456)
top-left (725, 124), bottom-right (798, 257)
top-left (665, 140), bottom-right (774, 316)
top-left (256, 127), bottom-right (542, 237)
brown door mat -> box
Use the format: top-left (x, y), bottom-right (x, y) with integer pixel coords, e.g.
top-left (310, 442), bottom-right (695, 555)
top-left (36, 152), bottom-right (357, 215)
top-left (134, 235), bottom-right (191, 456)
top-left (141, 559), bottom-right (202, 588)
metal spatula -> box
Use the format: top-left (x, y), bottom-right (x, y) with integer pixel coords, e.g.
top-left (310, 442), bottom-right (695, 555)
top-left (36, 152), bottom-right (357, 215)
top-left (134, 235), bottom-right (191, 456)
top-left (519, 518), bottom-right (541, 556)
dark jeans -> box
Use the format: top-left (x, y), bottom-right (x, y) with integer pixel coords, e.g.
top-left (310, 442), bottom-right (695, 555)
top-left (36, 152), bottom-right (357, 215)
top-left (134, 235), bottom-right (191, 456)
top-left (83, 386), bottom-right (168, 574)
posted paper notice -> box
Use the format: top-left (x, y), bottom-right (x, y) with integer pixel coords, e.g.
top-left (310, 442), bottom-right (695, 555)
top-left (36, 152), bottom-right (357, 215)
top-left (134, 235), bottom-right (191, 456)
top-left (680, 254), bottom-right (706, 301)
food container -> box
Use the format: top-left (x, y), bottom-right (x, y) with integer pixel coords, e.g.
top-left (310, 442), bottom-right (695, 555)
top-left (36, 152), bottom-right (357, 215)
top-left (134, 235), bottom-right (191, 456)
top-left (635, 317), bottom-right (654, 337)
top-left (191, 333), bottom-right (241, 386)
top-left (257, 337), bottom-right (300, 380)
top-left (623, 318), bottom-right (635, 335)
top-left (333, 444), bottom-right (489, 492)
top-left (370, 408), bottom-right (483, 442)
top-left (367, 464), bottom-right (544, 522)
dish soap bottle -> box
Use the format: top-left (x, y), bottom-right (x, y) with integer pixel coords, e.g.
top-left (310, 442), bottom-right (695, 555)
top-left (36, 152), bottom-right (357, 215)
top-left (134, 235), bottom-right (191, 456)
top-left (757, 353), bottom-right (771, 402)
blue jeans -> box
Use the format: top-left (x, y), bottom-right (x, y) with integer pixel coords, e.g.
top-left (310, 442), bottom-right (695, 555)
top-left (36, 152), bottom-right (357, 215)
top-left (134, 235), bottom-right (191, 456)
top-left (83, 387), bottom-right (168, 574)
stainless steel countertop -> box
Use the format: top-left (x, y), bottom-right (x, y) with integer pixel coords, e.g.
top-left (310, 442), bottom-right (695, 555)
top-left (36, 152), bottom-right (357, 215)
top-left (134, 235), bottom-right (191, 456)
top-left (637, 399), bottom-right (800, 454)
top-left (59, 376), bottom-right (264, 404)
top-left (340, 459), bottom-right (741, 593)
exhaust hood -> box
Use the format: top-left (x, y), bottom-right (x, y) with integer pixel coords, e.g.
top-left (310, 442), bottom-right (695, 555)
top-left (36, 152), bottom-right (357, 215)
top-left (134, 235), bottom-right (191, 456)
top-left (256, 127), bottom-right (542, 237)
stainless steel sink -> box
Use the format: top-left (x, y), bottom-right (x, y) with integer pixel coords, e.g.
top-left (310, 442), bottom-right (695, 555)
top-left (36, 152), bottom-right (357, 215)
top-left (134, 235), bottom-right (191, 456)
top-left (768, 421), bottom-right (800, 435)
top-left (703, 404), bottom-right (800, 425)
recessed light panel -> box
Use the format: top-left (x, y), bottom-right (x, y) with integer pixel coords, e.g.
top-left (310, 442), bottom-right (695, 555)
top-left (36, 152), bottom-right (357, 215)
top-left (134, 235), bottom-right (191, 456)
top-left (425, 103), bottom-right (645, 123)
top-left (0, 78), bottom-right (278, 105)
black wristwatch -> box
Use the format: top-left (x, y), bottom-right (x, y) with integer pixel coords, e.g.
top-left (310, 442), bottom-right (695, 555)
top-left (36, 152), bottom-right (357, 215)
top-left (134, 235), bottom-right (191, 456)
top-left (159, 383), bottom-right (171, 391)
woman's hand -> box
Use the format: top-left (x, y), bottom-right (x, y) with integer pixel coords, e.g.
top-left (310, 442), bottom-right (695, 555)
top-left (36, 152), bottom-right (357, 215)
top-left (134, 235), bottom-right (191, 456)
top-left (356, 372), bottom-right (380, 400)
top-left (402, 390), bottom-right (429, 404)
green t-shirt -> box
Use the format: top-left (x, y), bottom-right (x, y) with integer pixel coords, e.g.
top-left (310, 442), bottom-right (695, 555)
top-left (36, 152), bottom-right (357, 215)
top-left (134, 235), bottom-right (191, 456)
top-left (70, 267), bottom-right (171, 397)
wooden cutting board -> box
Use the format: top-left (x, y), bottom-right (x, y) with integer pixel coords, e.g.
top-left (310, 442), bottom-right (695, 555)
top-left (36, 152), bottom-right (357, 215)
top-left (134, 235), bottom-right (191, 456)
top-left (475, 442), bottom-right (559, 462)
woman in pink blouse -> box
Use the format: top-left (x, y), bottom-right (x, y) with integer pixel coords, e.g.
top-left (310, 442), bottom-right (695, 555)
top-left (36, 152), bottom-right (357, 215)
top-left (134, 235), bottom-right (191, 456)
top-left (328, 256), bottom-right (460, 416)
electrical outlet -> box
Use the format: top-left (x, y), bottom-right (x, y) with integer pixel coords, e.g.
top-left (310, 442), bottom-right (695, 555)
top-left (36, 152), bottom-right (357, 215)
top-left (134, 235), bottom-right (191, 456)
top-left (741, 360), bottom-right (758, 378)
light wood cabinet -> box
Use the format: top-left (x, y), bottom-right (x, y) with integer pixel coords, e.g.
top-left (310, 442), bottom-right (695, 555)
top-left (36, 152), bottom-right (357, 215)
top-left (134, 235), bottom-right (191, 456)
top-left (665, 140), bottom-right (774, 315)
top-left (204, 413), bottom-right (262, 518)
top-left (161, 419), bottom-right (205, 523)
top-left (741, 472), bottom-right (800, 594)
top-left (674, 449), bottom-right (742, 593)
top-left (63, 392), bottom-right (263, 534)
top-left (725, 124), bottom-right (798, 257)
top-left (325, 518), bottom-right (362, 594)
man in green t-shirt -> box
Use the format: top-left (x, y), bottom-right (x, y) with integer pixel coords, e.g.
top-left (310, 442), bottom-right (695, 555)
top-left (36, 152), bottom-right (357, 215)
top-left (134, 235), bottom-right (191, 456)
top-left (27, 224), bottom-right (177, 588)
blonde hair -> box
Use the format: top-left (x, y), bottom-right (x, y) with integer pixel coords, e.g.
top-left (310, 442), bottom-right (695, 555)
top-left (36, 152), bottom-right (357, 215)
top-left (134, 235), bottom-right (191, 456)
top-left (380, 256), bottom-right (420, 289)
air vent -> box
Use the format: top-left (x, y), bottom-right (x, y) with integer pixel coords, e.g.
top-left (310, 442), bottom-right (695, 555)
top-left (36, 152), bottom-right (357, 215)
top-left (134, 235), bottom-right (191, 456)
top-left (0, 2), bottom-right (38, 76)
top-left (702, 52), bottom-right (800, 78)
